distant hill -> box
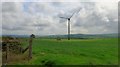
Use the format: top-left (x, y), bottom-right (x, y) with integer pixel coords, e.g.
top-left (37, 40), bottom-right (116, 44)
top-left (40, 33), bottom-right (118, 39)
top-left (2, 33), bottom-right (118, 39)
top-left (2, 35), bottom-right (30, 38)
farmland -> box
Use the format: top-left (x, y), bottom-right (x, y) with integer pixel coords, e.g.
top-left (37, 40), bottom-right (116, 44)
top-left (7, 38), bottom-right (118, 65)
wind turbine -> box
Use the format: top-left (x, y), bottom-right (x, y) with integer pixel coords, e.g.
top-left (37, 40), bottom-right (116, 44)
top-left (60, 8), bottom-right (81, 40)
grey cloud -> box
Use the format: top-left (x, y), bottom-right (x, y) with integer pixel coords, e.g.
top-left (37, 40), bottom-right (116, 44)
top-left (2, 2), bottom-right (35, 32)
top-left (2, 26), bottom-right (25, 30)
top-left (51, 2), bottom-right (62, 7)
top-left (24, 2), bottom-right (56, 16)
top-left (71, 2), bottom-right (118, 34)
top-left (81, 2), bottom-right (95, 10)
top-left (2, 2), bottom-right (23, 13)
top-left (32, 23), bottom-right (50, 27)
top-left (2, 2), bottom-right (16, 12)
top-left (77, 12), bottom-right (105, 27)
top-left (2, 2), bottom-right (118, 35)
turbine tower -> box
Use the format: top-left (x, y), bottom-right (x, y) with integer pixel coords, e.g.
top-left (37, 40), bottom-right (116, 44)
top-left (60, 8), bottom-right (81, 40)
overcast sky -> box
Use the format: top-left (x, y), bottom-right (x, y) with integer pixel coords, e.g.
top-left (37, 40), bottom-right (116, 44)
top-left (1, 0), bottom-right (119, 35)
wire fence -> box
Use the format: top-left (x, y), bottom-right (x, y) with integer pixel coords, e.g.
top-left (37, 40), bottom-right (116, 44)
top-left (1, 34), bottom-right (35, 65)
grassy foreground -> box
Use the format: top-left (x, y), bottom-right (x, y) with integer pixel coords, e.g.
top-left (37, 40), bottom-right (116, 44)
top-left (10, 38), bottom-right (118, 65)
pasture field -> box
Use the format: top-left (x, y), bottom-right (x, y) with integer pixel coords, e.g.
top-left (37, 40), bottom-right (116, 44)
top-left (8, 38), bottom-right (118, 65)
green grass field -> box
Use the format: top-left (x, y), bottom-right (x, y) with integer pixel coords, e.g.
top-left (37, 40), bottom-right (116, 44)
top-left (9, 38), bottom-right (118, 65)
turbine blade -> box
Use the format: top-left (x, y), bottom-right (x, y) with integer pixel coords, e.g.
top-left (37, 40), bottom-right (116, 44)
top-left (69, 12), bottom-right (76, 18)
top-left (69, 8), bottom-right (82, 18)
top-left (59, 17), bottom-right (68, 19)
top-left (77, 8), bottom-right (82, 14)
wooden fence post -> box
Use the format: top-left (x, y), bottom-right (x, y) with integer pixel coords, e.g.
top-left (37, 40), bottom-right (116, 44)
top-left (6, 43), bottom-right (9, 63)
top-left (29, 37), bottom-right (32, 59)
top-left (28, 34), bottom-right (35, 60)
